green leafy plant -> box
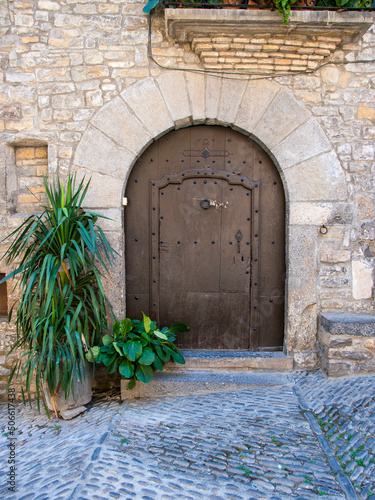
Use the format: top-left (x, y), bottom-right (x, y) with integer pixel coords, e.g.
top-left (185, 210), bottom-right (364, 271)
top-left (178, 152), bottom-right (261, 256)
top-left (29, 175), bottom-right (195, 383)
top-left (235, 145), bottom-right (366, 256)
top-left (274, 0), bottom-right (297, 25)
top-left (86, 312), bottom-right (189, 389)
top-left (0, 175), bottom-right (116, 414)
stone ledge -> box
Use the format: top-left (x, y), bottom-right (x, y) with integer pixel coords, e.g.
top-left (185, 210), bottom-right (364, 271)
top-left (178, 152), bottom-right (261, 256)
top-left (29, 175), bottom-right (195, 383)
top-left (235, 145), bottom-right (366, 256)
top-left (165, 9), bottom-right (375, 42)
top-left (165, 9), bottom-right (375, 73)
top-left (319, 314), bottom-right (375, 377)
top-left (321, 313), bottom-right (375, 337)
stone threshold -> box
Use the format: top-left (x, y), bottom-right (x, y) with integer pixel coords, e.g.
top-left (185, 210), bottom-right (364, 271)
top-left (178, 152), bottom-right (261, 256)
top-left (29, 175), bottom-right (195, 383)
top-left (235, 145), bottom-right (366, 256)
top-left (165, 349), bottom-right (293, 371)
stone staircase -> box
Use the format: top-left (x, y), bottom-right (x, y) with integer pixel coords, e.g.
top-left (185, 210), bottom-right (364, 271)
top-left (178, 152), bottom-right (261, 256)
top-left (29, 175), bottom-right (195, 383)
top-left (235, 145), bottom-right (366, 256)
top-left (121, 350), bottom-right (294, 400)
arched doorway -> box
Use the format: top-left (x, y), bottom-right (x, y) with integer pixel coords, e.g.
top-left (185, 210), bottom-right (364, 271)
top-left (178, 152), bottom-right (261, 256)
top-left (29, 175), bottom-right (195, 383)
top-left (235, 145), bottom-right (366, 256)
top-left (125, 125), bottom-right (285, 350)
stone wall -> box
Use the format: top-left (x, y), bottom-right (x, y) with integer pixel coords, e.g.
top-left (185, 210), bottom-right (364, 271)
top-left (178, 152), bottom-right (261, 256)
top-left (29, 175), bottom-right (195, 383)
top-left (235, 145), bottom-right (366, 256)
top-left (0, 1), bottom-right (374, 397)
top-left (319, 313), bottom-right (375, 376)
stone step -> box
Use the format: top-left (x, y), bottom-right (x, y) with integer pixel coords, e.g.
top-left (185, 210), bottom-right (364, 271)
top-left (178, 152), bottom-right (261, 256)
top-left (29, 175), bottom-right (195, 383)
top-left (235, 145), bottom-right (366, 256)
top-left (120, 351), bottom-right (294, 400)
top-left (121, 369), bottom-right (293, 400)
top-left (165, 350), bottom-right (294, 372)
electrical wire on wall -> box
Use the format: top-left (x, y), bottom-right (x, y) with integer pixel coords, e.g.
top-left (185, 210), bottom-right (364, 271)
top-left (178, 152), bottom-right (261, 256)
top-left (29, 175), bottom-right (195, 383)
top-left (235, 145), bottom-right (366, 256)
top-left (147, 11), bottom-right (375, 81)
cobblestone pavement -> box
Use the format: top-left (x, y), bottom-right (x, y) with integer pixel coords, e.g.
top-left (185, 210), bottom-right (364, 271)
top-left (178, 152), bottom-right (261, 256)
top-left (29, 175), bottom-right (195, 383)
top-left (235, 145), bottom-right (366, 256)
top-left (0, 371), bottom-right (374, 499)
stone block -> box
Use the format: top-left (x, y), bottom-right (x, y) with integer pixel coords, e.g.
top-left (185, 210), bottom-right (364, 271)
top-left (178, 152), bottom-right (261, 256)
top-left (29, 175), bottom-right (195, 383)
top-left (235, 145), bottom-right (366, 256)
top-left (352, 260), bottom-right (373, 300)
top-left (217, 78), bottom-right (247, 126)
top-left (91, 96), bottom-right (151, 156)
top-left (327, 361), bottom-right (352, 377)
top-left (157, 72), bottom-right (191, 126)
top-left (121, 78), bottom-right (174, 139)
top-left (252, 89), bottom-right (311, 150)
top-left (283, 151), bottom-right (347, 202)
top-left (321, 314), bottom-right (375, 337)
top-left (205, 74), bottom-right (222, 123)
top-left (71, 167), bottom-right (124, 209)
top-left (74, 125), bottom-right (133, 180)
top-left (320, 251), bottom-right (351, 263)
top-left (234, 79), bottom-right (279, 135)
top-left (286, 226), bottom-right (317, 352)
top-left (272, 119), bottom-right (331, 170)
top-left (185, 72), bottom-right (205, 123)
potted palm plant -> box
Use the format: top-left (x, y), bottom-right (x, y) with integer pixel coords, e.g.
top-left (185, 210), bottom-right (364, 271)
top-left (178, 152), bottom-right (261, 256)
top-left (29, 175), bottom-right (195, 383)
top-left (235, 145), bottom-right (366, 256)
top-left (0, 175), bottom-right (116, 418)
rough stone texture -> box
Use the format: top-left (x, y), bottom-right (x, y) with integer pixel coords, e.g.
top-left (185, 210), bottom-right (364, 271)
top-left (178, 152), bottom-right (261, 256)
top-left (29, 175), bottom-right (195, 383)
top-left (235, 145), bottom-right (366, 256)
top-left (0, 2), bottom-right (374, 388)
top-left (319, 313), bottom-right (375, 376)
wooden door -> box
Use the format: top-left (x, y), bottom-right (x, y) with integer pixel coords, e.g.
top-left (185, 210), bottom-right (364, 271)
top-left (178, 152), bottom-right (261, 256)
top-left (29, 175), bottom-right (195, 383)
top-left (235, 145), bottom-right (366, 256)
top-left (125, 126), bottom-right (285, 350)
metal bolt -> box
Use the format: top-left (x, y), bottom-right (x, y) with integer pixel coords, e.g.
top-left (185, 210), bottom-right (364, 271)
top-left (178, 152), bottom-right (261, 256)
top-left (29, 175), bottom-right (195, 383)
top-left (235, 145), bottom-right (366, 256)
top-left (246, 193), bottom-right (250, 196)
top-left (273, 181), bottom-right (277, 185)
top-left (204, 180), bottom-right (207, 184)
top-left (246, 271), bottom-right (249, 274)
top-left (193, 181), bottom-right (197, 184)
top-left (197, 171), bottom-right (200, 174)
top-left (255, 209), bottom-right (259, 213)
top-left (135, 238), bottom-right (138, 241)
top-left (194, 241), bottom-right (197, 244)
top-left (197, 160), bottom-right (200, 163)
top-left (177, 187), bottom-right (181, 190)
top-left (272, 241), bottom-right (275, 244)
top-left (247, 242), bottom-right (250, 245)
top-left (255, 184), bottom-right (258, 187)
top-left (227, 174), bottom-right (230, 177)
top-left (247, 218), bottom-right (250, 221)
top-left (160, 216), bottom-right (164, 219)
top-left (161, 192), bottom-right (164, 195)
top-left (254, 305), bottom-right (257, 309)
top-left (135, 179), bottom-right (138, 183)
top-left (153, 207), bottom-right (156, 210)
top-left (153, 279), bottom-right (156, 283)
top-left (255, 282), bottom-right (258, 285)
top-left (229, 241), bottom-right (233, 245)
top-left (230, 188), bottom-right (233, 191)
top-left (214, 181), bottom-right (217, 184)
top-left (135, 296), bottom-right (139, 300)
top-left (177, 241), bottom-right (180, 244)
top-left (160, 241), bottom-right (164, 244)
top-left (166, 159), bottom-right (169, 162)
top-left (212, 241), bottom-right (215, 244)
top-left (269, 299), bottom-right (273, 302)
top-left (152, 232), bottom-right (155, 235)
top-left (153, 256), bottom-right (156, 259)
top-left (228, 160), bottom-right (231, 164)
top-left (255, 234), bottom-right (258, 237)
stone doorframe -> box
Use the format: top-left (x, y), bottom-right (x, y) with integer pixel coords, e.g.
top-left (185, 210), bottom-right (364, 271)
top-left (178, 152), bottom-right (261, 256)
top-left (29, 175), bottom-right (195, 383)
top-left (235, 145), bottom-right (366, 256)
top-left (73, 72), bottom-right (347, 369)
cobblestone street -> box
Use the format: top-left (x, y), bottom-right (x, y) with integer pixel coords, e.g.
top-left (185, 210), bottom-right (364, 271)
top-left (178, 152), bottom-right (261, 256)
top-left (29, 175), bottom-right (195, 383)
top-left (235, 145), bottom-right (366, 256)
top-left (1, 371), bottom-right (374, 500)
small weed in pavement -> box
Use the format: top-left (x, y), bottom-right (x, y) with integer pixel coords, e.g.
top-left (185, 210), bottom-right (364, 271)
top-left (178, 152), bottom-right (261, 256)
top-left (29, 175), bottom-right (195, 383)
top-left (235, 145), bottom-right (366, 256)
top-left (239, 465), bottom-right (250, 477)
top-left (303, 475), bottom-right (312, 484)
top-left (318, 491), bottom-right (327, 496)
top-left (121, 438), bottom-right (128, 444)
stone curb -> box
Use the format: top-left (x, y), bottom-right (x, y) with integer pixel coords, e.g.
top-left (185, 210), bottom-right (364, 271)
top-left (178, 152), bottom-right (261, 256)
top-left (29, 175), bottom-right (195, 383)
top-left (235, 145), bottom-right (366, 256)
top-left (294, 386), bottom-right (359, 500)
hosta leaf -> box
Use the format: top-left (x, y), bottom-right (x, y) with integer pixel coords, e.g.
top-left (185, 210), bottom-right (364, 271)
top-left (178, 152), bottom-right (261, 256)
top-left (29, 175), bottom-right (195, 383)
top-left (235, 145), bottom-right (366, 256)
top-left (102, 334), bottom-right (113, 346)
top-left (167, 323), bottom-right (190, 334)
top-left (107, 358), bottom-right (120, 374)
top-left (101, 352), bottom-right (116, 366)
top-left (155, 345), bottom-right (169, 362)
top-left (153, 355), bottom-right (164, 372)
top-left (113, 341), bottom-right (123, 356)
top-left (138, 347), bottom-right (155, 366)
top-left (154, 330), bottom-right (168, 340)
top-left (142, 312), bottom-right (151, 334)
top-left (135, 364), bottom-right (154, 384)
top-left (119, 318), bottom-right (132, 337)
top-left (85, 346), bottom-right (100, 362)
top-left (170, 349), bottom-right (185, 365)
top-left (123, 340), bottom-right (142, 361)
top-left (119, 359), bottom-right (135, 378)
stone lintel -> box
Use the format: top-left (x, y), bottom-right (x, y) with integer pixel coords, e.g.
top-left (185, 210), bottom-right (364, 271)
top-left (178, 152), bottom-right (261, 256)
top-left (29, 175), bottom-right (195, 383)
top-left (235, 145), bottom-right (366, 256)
top-left (165, 9), bottom-right (375, 42)
top-left (321, 313), bottom-right (375, 337)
